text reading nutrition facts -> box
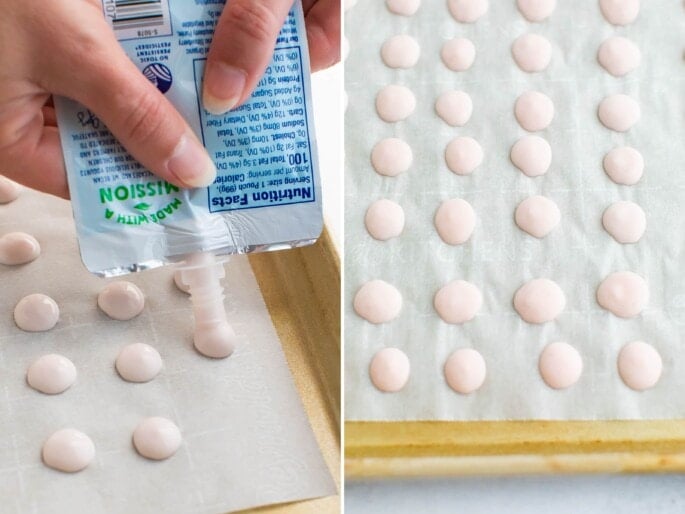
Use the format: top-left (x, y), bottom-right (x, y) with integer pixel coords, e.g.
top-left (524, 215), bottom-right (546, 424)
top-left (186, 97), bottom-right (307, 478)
top-left (195, 46), bottom-right (316, 214)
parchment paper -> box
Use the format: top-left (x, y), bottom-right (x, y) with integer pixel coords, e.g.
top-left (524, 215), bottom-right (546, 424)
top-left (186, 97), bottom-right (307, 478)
top-left (345, 0), bottom-right (685, 420)
top-left (0, 190), bottom-right (335, 513)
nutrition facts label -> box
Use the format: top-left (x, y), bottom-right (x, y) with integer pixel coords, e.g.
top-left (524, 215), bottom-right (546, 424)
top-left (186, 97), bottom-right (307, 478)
top-left (193, 46), bottom-right (316, 213)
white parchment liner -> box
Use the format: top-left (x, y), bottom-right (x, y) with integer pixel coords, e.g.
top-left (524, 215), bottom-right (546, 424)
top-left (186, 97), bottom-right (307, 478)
top-left (345, 0), bottom-right (685, 420)
top-left (0, 190), bottom-right (334, 512)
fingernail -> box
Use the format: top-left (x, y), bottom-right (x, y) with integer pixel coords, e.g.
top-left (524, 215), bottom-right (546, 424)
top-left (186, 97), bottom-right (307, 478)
top-left (167, 132), bottom-right (216, 188)
top-left (203, 62), bottom-right (246, 115)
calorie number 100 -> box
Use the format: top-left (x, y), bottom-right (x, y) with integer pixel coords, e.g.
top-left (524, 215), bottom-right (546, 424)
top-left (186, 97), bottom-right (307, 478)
top-left (288, 153), bottom-right (309, 166)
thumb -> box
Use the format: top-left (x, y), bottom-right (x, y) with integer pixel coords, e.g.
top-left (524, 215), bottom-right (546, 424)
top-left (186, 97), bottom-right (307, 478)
top-left (62, 43), bottom-right (216, 189)
top-left (203, 0), bottom-right (294, 115)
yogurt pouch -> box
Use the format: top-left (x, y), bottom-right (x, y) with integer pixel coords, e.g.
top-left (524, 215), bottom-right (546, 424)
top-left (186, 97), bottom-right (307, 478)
top-left (55, 0), bottom-right (323, 276)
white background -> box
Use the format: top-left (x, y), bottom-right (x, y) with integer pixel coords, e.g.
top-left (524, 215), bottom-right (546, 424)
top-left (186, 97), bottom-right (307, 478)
top-left (311, 63), bottom-right (343, 250)
top-left (345, 475), bottom-right (685, 513)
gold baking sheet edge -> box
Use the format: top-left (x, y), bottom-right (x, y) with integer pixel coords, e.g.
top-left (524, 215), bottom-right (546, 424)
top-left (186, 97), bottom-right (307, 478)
top-left (243, 228), bottom-right (341, 513)
top-left (345, 421), bottom-right (685, 479)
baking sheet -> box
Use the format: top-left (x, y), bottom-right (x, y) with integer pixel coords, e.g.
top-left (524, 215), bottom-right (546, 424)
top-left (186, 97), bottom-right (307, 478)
top-left (345, 0), bottom-right (685, 420)
top-left (0, 189), bottom-right (335, 513)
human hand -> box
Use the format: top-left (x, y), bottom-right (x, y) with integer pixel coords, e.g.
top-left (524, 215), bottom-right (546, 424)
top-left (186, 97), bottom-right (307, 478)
top-left (203, 0), bottom-right (341, 115)
top-left (0, 0), bottom-right (216, 198)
